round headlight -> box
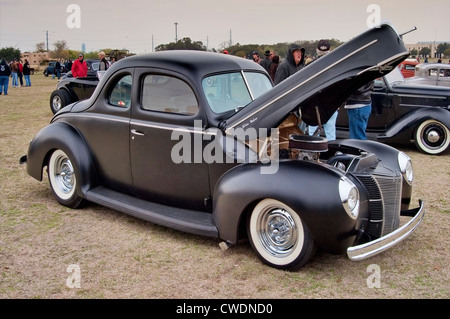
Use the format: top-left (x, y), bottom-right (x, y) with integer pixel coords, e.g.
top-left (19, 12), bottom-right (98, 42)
top-left (398, 152), bottom-right (413, 185)
top-left (339, 177), bottom-right (360, 219)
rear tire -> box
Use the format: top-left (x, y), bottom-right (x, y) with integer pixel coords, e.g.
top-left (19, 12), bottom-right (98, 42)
top-left (48, 149), bottom-right (83, 208)
top-left (50, 90), bottom-right (72, 114)
top-left (247, 199), bottom-right (316, 271)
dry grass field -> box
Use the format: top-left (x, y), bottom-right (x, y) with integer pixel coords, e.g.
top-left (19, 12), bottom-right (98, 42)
top-left (0, 74), bottom-right (448, 300)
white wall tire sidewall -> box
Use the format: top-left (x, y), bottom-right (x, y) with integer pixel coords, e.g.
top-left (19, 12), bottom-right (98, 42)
top-left (48, 149), bottom-right (76, 201)
top-left (249, 199), bottom-right (305, 267)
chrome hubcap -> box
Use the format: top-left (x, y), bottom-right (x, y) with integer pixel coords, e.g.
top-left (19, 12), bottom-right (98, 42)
top-left (53, 96), bottom-right (62, 110)
top-left (55, 157), bottom-right (75, 194)
top-left (427, 129), bottom-right (440, 143)
top-left (257, 208), bottom-right (298, 257)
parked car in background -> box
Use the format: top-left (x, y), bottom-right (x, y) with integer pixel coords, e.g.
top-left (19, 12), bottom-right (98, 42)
top-left (336, 66), bottom-right (450, 155)
top-left (43, 61), bottom-right (67, 77)
top-left (406, 63), bottom-right (450, 87)
top-left (22, 23), bottom-right (424, 270)
top-left (398, 59), bottom-right (418, 78)
top-left (49, 59), bottom-right (101, 114)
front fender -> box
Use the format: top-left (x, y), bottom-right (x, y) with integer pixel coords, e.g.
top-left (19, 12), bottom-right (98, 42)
top-left (213, 160), bottom-right (362, 253)
top-left (377, 107), bottom-right (450, 143)
top-left (25, 122), bottom-right (96, 197)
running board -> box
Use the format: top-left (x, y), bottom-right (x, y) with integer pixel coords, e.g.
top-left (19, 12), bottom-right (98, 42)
top-left (86, 186), bottom-right (218, 238)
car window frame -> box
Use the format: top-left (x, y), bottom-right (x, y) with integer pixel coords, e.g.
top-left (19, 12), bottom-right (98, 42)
top-left (107, 72), bottom-right (133, 109)
top-left (140, 73), bottom-right (199, 116)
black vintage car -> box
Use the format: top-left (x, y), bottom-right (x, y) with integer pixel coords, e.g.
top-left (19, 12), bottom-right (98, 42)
top-left (49, 59), bottom-right (100, 114)
top-left (21, 23), bottom-right (424, 270)
top-left (336, 66), bottom-right (450, 155)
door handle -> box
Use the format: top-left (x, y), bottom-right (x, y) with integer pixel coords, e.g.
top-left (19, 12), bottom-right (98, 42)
top-left (131, 129), bottom-right (145, 136)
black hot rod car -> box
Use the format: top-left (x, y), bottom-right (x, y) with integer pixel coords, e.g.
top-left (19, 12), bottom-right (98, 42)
top-left (336, 66), bottom-right (450, 155)
top-left (21, 23), bottom-right (424, 270)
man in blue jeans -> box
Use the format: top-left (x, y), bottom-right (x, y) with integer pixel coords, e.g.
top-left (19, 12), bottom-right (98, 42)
top-left (344, 81), bottom-right (375, 140)
top-left (0, 59), bottom-right (11, 95)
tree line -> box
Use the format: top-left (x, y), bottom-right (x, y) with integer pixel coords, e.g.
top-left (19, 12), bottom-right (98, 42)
top-left (2, 38), bottom-right (448, 63)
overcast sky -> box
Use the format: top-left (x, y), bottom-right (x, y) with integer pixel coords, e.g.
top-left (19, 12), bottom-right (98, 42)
top-left (1, 0), bottom-right (449, 54)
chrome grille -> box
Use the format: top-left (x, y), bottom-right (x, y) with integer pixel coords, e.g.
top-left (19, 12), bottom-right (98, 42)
top-left (356, 174), bottom-right (402, 238)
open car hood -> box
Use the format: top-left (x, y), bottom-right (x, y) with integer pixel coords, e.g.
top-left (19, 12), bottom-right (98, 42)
top-left (223, 22), bottom-right (409, 134)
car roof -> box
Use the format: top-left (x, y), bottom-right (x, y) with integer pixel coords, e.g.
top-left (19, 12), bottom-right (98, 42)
top-left (108, 50), bottom-right (266, 79)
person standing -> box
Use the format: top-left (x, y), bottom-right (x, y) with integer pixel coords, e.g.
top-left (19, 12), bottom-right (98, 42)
top-left (251, 51), bottom-right (261, 64)
top-left (259, 50), bottom-right (273, 73)
top-left (273, 43), bottom-right (305, 85)
top-left (0, 59), bottom-right (11, 95)
top-left (52, 60), bottom-right (61, 79)
top-left (10, 60), bottom-right (18, 87)
top-left (23, 59), bottom-right (31, 86)
top-left (269, 55), bottom-right (279, 82)
top-left (98, 51), bottom-right (109, 71)
top-left (17, 60), bottom-right (24, 86)
top-left (345, 81), bottom-right (375, 140)
top-left (71, 53), bottom-right (88, 78)
top-left (307, 40), bottom-right (338, 141)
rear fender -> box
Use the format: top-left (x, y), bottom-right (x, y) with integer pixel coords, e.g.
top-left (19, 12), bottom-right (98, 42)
top-left (26, 122), bottom-right (96, 197)
top-left (378, 108), bottom-right (450, 143)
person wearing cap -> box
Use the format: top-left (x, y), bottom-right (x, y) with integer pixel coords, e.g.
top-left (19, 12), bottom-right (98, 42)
top-left (259, 50), bottom-right (273, 73)
top-left (98, 51), bottom-right (109, 71)
top-left (252, 51), bottom-right (261, 64)
top-left (273, 43), bottom-right (305, 85)
top-left (71, 53), bottom-right (88, 78)
top-left (307, 39), bottom-right (338, 141)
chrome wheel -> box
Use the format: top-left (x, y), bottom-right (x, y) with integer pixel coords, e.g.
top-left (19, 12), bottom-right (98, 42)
top-left (49, 150), bottom-right (75, 200)
top-left (52, 95), bottom-right (62, 112)
top-left (48, 149), bottom-right (83, 208)
top-left (248, 199), bottom-right (315, 270)
top-left (415, 120), bottom-right (450, 155)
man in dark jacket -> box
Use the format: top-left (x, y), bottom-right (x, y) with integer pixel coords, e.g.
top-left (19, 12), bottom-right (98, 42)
top-left (0, 59), bottom-right (11, 95)
top-left (259, 50), bottom-right (272, 73)
top-left (273, 43), bottom-right (305, 85)
top-left (344, 81), bottom-right (375, 140)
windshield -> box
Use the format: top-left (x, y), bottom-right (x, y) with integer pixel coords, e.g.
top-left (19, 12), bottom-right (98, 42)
top-left (202, 71), bottom-right (272, 114)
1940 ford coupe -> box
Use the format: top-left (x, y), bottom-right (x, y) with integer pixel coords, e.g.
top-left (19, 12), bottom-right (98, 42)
top-left (20, 23), bottom-right (424, 270)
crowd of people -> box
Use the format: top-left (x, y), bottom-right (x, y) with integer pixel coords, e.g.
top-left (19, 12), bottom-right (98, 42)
top-left (250, 40), bottom-right (374, 141)
top-left (0, 58), bottom-right (33, 95)
top-left (0, 50), bottom-right (113, 96)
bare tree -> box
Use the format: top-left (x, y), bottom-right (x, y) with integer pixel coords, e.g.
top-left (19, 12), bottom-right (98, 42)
top-left (35, 42), bottom-right (46, 52)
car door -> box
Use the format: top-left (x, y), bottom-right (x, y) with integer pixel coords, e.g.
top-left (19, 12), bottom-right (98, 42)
top-left (336, 77), bottom-right (398, 134)
top-left (130, 69), bottom-right (211, 211)
top-left (73, 70), bottom-right (133, 193)
top-left (367, 77), bottom-right (398, 131)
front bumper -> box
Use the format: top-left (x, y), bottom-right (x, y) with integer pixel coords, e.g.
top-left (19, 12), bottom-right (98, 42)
top-left (347, 200), bottom-right (425, 261)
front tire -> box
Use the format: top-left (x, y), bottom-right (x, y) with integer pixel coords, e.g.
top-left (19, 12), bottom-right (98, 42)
top-left (247, 199), bottom-right (316, 271)
top-left (414, 119), bottom-right (450, 155)
top-left (48, 149), bottom-right (83, 208)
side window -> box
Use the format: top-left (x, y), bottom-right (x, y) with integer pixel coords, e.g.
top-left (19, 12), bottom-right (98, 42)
top-left (428, 68), bottom-right (438, 77)
top-left (108, 74), bottom-right (132, 107)
top-left (142, 74), bottom-right (198, 115)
